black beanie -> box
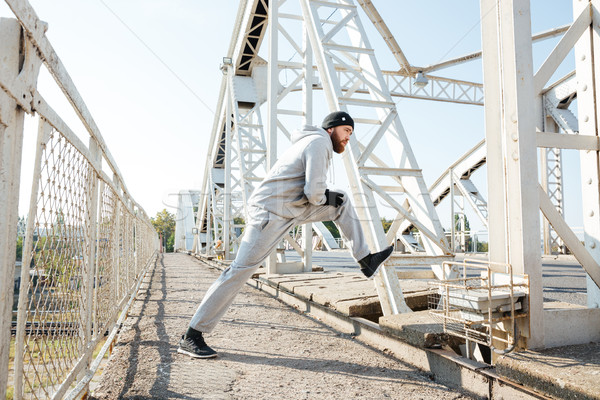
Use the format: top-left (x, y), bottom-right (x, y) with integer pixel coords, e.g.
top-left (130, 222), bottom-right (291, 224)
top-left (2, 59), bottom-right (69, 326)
top-left (321, 111), bottom-right (354, 130)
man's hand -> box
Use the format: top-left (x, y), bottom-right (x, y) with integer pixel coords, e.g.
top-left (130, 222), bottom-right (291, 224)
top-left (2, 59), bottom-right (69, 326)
top-left (324, 189), bottom-right (344, 207)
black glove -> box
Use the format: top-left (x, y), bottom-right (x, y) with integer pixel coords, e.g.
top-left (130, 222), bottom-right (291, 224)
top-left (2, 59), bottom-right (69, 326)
top-left (324, 189), bottom-right (344, 207)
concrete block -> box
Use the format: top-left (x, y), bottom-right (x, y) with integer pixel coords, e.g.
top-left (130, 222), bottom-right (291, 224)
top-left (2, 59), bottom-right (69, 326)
top-left (379, 310), bottom-right (451, 348)
top-left (496, 342), bottom-right (600, 400)
top-left (543, 301), bottom-right (600, 347)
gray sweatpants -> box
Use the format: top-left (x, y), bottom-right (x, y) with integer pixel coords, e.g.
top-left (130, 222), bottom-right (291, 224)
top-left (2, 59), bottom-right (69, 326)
top-left (189, 192), bottom-right (370, 333)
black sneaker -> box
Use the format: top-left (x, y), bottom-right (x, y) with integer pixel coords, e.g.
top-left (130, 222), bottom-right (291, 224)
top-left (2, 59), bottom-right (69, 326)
top-left (177, 332), bottom-right (217, 359)
top-left (358, 245), bottom-right (394, 279)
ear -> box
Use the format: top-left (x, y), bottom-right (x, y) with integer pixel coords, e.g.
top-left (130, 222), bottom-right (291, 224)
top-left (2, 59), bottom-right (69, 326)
top-left (326, 127), bottom-right (334, 135)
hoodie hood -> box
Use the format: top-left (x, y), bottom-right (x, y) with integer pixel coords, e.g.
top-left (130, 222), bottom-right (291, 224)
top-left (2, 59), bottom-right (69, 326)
top-left (291, 125), bottom-right (331, 146)
top-left (248, 124), bottom-right (333, 218)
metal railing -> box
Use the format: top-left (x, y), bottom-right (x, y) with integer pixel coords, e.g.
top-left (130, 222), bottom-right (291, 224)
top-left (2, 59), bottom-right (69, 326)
top-left (0, 1), bottom-right (159, 399)
top-left (428, 259), bottom-right (529, 356)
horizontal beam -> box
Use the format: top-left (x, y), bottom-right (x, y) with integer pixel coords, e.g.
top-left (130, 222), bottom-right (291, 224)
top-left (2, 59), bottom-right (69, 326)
top-left (282, 64), bottom-right (484, 105)
top-left (536, 131), bottom-right (599, 150)
top-left (359, 166), bottom-right (422, 177)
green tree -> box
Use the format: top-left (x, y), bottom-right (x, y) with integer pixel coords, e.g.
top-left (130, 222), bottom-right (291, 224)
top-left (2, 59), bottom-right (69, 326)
top-left (16, 236), bottom-right (23, 261)
top-left (381, 217), bottom-right (392, 233)
top-left (453, 213), bottom-right (473, 252)
top-left (477, 241), bottom-right (488, 252)
top-left (454, 213), bottom-right (470, 232)
top-left (322, 221), bottom-right (340, 239)
top-left (151, 209), bottom-right (176, 252)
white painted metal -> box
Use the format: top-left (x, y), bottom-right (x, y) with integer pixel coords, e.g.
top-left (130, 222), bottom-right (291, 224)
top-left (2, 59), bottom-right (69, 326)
top-left (480, 0), bottom-right (544, 349)
top-left (224, 75), bottom-right (233, 260)
top-left (185, 0), bottom-right (600, 349)
top-left (279, 64), bottom-right (485, 105)
top-left (265, 0), bottom-right (280, 274)
top-left (0, 18), bottom-right (28, 400)
top-left (303, 25), bottom-right (314, 272)
top-left (394, 140), bottom-right (488, 252)
top-left (540, 73), bottom-right (577, 254)
top-left (13, 119), bottom-right (50, 400)
top-left (356, 0), bottom-right (411, 73)
top-left (226, 74), bottom-right (267, 255)
top-left (0, 4), bottom-right (158, 397)
top-left (539, 185), bottom-right (600, 285)
top-left (301, 0), bottom-right (452, 314)
top-left (543, 73), bottom-right (578, 134)
top-left (421, 25), bottom-right (569, 73)
top-left (450, 168), bottom-right (456, 252)
top-left (313, 222), bottom-right (340, 250)
top-left (454, 178), bottom-right (488, 228)
top-left (301, 0), bottom-right (405, 315)
top-left (573, 0), bottom-right (600, 308)
top-left (383, 72), bottom-right (483, 106)
top-left (81, 135), bottom-right (100, 396)
top-left (175, 190), bottom-right (200, 252)
top-left (533, 5), bottom-right (591, 95)
top-left (5, 0), bottom-right (139, 203)
top-left (192, 0), bottom-right (253, 255)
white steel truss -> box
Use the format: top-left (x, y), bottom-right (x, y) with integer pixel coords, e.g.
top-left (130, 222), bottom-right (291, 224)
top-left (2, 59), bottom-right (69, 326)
top-left (299, 0), bottom-right (452, 315)
top-left (394, 139), bottom-right (488, 253)
top-left (194, 0), bottom-right (582, 264)
top-left (174, 190), bottom-right (200, 252)
top-left (539, 73), bottom-right (578, 254)
top-left (567, 0), bottom-right (600, 308)
top-left (479, 0), bottom-right (600, 350)
top-left (193, 0), bottom-right (455, 315)
top-left (187, 0), bottom-right (600, 349)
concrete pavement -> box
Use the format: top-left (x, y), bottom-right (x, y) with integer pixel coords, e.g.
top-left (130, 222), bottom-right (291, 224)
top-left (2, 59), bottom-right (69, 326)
top-left (90, 253), bottom-right (475, 399)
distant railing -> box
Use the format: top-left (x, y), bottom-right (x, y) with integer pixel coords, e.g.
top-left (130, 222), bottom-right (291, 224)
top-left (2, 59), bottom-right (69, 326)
top-left (0, 1), bottom-right (159, 399)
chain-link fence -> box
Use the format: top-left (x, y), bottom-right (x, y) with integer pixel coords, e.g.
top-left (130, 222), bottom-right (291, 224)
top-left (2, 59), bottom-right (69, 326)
top-left (0, 2), bottom-right (159, 399)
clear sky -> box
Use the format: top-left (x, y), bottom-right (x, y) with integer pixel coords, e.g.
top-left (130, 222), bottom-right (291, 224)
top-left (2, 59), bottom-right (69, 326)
top-left (2, 0), bottom-right (579, 236)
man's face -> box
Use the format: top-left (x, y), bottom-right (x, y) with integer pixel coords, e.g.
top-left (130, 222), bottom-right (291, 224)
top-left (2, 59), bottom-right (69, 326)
top-left (328, 125), bottom-right (353, 154)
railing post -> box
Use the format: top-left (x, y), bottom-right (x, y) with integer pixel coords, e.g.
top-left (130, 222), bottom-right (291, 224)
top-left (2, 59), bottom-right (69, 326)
top-left (78, 137), bottom-right (101, 395)
top-left (113, 176), bottom-right (123, 299)
top-left (13, 118), bottom-right (52, 399)
top-left (0, 18), bottom-right (27, 400)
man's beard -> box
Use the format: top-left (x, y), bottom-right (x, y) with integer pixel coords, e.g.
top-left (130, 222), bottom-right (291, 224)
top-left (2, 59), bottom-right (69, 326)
top-left (332, 139), bottom-right (345, 154)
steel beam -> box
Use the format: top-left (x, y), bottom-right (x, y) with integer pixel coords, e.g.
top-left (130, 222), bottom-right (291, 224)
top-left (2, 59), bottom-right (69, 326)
top-left (573, 0), bottom-right (600, 307)
top-left (480, 0), bottom-right (544, 349)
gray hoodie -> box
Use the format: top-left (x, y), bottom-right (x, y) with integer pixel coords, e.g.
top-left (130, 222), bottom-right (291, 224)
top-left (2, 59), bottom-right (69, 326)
top-left (248, 125), bottom-right (332, 218)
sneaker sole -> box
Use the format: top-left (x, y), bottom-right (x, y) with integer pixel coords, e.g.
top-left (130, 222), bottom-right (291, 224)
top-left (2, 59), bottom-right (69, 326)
top-left (366, 250), bottom-right (393, 281)
top-left (177, 347), bottom-right (217, 359)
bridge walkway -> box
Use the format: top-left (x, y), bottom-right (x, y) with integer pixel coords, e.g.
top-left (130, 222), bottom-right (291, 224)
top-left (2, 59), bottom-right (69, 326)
top-left (89, 253), bottom-right (472, 399)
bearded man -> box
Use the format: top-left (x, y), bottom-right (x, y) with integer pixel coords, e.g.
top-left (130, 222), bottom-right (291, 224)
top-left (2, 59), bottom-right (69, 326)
top-left (179, 111), bottom-right (393, 358)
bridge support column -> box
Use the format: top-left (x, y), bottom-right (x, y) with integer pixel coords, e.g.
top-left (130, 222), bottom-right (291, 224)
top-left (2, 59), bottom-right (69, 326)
top-left (573, 0), bottom-right (600, 308)
top-left (480, 0), bottom-right (544, 349)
